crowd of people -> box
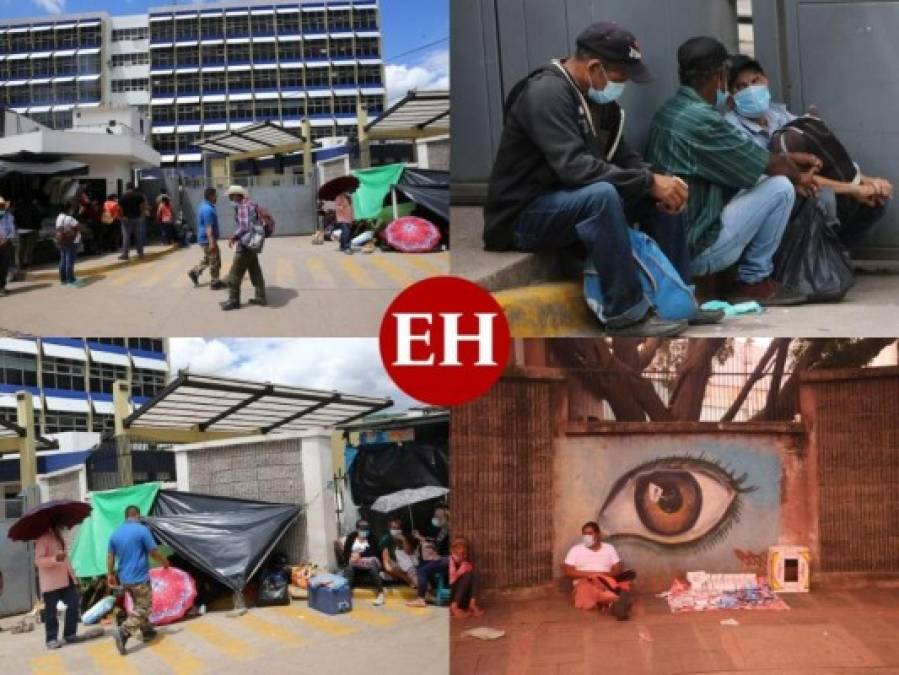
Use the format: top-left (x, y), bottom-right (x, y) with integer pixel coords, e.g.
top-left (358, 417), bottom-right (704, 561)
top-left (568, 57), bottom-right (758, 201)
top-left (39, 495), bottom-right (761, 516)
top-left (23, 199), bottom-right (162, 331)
top-left (484, 21), bottom-right (893, 337)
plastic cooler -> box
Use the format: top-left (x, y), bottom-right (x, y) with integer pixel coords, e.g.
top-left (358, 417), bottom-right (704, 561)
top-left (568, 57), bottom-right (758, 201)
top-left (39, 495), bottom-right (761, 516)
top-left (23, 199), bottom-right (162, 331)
top-left (308, 584), bottom-right (353, 615)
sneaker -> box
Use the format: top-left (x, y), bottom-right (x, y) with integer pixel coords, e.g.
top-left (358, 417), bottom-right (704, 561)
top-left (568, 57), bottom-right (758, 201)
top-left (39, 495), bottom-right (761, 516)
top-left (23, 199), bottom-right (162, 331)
top-left (689, 308), bottom-right (725, 325)
top-left (342, 248), bottom-right (354, 255)
top-left (117, 255), bottom-right (129, 262)
top-left (729, 278), bottom-right (806, 307)
top-left (372, 593), bottom-right (385, 607)
top-left (188, 270), bottom-right (199, 287)
top-left (46, 639), bottom-right (61, 650)
top-left (69, 279), bottom-right (85, 288)
top-left (605, 312), bottom-right (688, 338)
top-left (141, 628), bottom-right (158, 642)
top-left (220, 300), bottom-right (241, 311)
top-left (248, 297), bottom-right (268, 307)
top-left (210, 280), bottom-right (227, 290)
top-left (113, 628), bottom-right (129, 656)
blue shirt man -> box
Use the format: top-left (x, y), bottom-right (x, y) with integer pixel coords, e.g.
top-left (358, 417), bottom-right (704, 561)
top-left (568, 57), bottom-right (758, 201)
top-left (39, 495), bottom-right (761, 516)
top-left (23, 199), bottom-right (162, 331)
top-left (107, 506), bottom-right (167, 585)
top-left (188, 187), bottom-right (224, 288)
top-left (196, 194), bottom-right (219, 246)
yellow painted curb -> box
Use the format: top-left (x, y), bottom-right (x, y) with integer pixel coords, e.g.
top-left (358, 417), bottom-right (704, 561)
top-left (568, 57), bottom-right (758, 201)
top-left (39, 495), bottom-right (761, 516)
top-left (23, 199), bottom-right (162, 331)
top-left (494, 281), bottom-right (597, 337)
top-left (25, 245), bottom-right (179, 282)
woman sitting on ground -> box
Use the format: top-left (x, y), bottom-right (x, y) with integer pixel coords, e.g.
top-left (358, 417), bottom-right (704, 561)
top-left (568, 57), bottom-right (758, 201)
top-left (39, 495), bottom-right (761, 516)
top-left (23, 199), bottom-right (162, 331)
top-left (340, 518), bottom-right (385, 606)
top-left (379, 517), bottom-right (418, 588)
top-left (449, 537), bottom-right (483, 619)
top-left (406, 505), bottom-right (451, 608)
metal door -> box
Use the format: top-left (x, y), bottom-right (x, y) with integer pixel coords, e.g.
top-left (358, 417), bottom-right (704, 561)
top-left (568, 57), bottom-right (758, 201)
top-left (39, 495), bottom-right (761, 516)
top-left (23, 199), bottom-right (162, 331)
top-left (0, 497), bottom-right (35, 617)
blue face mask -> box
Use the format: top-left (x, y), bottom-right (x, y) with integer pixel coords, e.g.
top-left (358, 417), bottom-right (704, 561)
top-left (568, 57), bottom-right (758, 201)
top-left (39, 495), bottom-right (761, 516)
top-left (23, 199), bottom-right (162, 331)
top-left (715, 88), bottom-right (729, 109)
top-left (588, 63), bottom-right (626, 104)
top-left (734, 84), bottom-right (771, 118)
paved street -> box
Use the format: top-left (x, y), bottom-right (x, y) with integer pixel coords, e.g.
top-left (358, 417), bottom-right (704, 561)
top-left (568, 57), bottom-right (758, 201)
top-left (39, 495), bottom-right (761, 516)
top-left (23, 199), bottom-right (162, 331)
top-left (451, 581), bottom-right (899, 674)
top-left (0, 587), bottom-right (447, 675)
top-left (0, 238), bottom-right (448, 337)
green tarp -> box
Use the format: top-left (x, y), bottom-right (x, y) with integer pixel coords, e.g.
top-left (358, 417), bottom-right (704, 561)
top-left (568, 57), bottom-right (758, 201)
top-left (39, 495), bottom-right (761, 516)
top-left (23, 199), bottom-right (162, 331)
top-left (352, 163), bottom-right (406, 220)
top-left (70, 482), bottom-right (161, 578)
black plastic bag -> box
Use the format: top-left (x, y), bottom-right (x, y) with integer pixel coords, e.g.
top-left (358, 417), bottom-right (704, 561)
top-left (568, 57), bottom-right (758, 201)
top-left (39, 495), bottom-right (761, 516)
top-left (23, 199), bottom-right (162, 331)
top-left (773, 196), bottom-right (854, 302)
top-left (257, 570), bottom-right (290, 607)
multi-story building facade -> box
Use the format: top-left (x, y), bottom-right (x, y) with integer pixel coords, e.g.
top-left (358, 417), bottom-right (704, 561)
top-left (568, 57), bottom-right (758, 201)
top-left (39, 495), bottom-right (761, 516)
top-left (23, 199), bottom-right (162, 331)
top-left (0, 338), bottom-right (169, 437)
top-left (0, 0), bottom-right (386, 173)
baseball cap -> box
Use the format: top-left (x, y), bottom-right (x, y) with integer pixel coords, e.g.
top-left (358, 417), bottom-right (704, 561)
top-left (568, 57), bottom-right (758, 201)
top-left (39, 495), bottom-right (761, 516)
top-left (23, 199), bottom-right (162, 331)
top-left (677, 36), bottom-right (731, 77)
top-left (576, 21), bottom-right (653, 83)
top-left (728, 54), bottom-right (765, 90)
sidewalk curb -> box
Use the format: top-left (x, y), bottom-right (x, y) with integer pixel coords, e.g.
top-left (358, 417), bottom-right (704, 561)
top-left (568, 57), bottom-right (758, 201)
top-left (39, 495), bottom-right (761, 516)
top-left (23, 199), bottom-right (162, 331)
top-left (24, 245), bottom-right (179, 282)
top-left (494, 281), bottom-right (600, 337)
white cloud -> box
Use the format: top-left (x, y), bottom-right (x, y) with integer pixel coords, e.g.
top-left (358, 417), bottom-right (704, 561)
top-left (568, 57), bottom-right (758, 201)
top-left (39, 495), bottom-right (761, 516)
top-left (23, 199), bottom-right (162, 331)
top-left (32, 0), bottom-right (65, 13)
top-left (385, 49), bottom-right (449, 104)
top-left (169, 338), bottom-right (421, 412)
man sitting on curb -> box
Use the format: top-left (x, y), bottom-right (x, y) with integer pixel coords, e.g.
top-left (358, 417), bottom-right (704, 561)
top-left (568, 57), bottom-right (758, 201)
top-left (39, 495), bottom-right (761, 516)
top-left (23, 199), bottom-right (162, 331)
top-left (646, 37), bottom-right (824, 306)
top-left (483, 21), bottom-right (706, 337)
top-left (563, 521), bottom-right (633, 620)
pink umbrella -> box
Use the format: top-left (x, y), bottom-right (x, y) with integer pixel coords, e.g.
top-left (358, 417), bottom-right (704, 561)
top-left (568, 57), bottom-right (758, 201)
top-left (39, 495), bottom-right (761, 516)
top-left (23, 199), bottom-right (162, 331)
top-left (125, 567), bottom-right (197, 626)
top-left (384, 216), bottom-right (442, 253)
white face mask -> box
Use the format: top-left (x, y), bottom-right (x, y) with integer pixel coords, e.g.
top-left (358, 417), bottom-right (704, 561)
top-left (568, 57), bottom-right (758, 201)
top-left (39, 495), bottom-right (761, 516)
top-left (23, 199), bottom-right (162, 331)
top-left (431, 517), bottom-right (444, 528)
top-left (389, 528), bottom-right (403, 537)
top-left (582, 535), bottom-right (596, 547)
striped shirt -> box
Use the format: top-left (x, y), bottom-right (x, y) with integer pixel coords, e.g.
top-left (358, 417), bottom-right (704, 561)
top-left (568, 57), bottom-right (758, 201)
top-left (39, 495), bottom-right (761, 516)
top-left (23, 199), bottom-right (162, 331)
top-left (646, 86), bottom-right (771, 257)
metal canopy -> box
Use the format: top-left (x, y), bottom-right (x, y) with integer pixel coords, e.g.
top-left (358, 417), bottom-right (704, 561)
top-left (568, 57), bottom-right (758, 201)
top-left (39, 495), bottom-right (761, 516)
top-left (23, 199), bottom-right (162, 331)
top-left (0, 419), bottom-right (58, 451)
top-left (195, 120), bottom-right (305, 156)
top-left (365, 89), bottom-right (449, 135)
top-left (124, 372), bottom-right (392, 435)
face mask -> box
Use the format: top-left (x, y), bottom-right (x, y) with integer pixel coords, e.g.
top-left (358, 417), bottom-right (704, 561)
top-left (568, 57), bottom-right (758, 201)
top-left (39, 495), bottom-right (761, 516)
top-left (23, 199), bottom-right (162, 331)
top-left (431, 517), bottom-right (443, 528)
top-left (359, 530), bottom-right (369, 539)
top-left (587, 63), bottom-right (626, 105)
top-left (582, 535), bottom-right (596, 547)
top-left (0, 211), bottom-right (7, 218)
top-left (389, 529), bottom-right (403, 537)
top-left (734, 84), bottom-right (771, 118)
top-left (715, 88), bottom-right (729, 109)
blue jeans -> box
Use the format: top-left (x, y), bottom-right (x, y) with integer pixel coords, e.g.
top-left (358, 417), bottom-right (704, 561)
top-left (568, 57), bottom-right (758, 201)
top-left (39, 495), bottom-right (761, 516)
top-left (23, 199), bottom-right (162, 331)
top-left (121, 217), bottom-right (145, 258)
top-left (333, 223), bottom-right (352, 250)
top-left (690, 176), bottom-right (795, 284)
top-left (43, 583), bottom-right (80, 645)
top-left (58, 244), bottom-right (77, 284)
top-left (513, 182), bottom-right (650, 327)
top-left (416, 557), bottom-right (449, 599)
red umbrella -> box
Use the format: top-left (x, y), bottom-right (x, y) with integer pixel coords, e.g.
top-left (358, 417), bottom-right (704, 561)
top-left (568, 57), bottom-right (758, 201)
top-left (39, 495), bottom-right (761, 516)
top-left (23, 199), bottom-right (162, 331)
top-left (125, 567), bottom-right (197, 626)
top-left (8, 500), bottom-right (92, 542)
top-left (384, 216), bottom-right (442, 253)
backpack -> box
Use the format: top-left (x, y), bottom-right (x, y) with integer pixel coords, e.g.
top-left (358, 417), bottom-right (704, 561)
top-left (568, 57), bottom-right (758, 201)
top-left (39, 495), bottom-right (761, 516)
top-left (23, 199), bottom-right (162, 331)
top-left (238, 203), bottom-right (267, 253)
top-left (583, 229), bottom-right (699, 323)
top-left (772, 116), bottom-right (858, 184)
top-left (256, 204), bottom-right (276, 237)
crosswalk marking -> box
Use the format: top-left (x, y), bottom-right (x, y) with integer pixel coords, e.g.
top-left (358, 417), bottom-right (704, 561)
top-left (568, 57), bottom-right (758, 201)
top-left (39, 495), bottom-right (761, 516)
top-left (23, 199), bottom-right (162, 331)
top-left (346, 606), bottom-right (398, 628)
top-left (395, 254), bottom-right (447, 277)
top-left (369, 256), bottom-right (417, 286)
top-left (134, 256), bottom-right (184, 288)
top-left (30, 653), bottom-right (66, 675)
top-left (184, 620), bottom-right (257, 660)
top-left (271, 605), bottom-right (356, 636)
top-left (305, 256), bottom-right (337, 289)
top-left (237, 611), bottom-right (307, 648)
top-left (275, 257), bottom-right (297, 288)
top-left (147, 634), bottom-right (207, 674)
top-left (85, 640), bottom-right (140, 674)
top-left (107, 259), bottom-right (153, 288)
top-left (338, 255), bottom-right (377, 288)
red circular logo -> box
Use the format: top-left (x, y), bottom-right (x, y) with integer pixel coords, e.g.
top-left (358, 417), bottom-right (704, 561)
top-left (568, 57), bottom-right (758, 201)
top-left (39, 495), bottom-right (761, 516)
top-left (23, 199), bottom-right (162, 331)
top-left (379, 276), bottom-right (511, 406)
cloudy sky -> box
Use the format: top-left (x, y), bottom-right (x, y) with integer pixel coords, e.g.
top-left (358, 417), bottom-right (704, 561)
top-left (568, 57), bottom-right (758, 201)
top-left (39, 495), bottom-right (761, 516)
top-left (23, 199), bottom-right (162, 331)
top-left (0, 0), bottom-right (449, 104)
top-left (169, 338), bottom-right (421, 411)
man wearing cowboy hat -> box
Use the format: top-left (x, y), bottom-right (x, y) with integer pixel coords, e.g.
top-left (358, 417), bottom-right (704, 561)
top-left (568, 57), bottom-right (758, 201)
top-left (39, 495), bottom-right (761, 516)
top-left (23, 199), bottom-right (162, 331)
top-left (0, 196), bottom-right (15, 296)
top-left (221, 185), bottom-right (267, 311)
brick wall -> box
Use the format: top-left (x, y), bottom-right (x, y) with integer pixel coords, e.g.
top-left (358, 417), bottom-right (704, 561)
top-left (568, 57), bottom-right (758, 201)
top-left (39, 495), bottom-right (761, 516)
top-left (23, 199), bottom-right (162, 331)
top-left (185, 437), bottom-right (307, 562)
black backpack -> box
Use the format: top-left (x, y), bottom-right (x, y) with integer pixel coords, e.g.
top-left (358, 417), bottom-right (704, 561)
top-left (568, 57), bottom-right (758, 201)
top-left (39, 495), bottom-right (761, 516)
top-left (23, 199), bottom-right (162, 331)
top-left (771, 115), bottom-right (858, 183)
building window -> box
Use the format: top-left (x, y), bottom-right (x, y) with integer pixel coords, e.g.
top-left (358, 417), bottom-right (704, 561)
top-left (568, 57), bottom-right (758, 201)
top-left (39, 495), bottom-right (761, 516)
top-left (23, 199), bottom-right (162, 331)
top-left (0, 351), bottom-right (38, 388)
top-left (93, 413), bottom-right (115, 434)
top-left (362, 94), bottom-right (385, 115)
top-left (353, 8), bottom-right (378, 31)
top-left (154, 47), bottom-right (175, 68)
top-left (31, 84), bottom-right (53, 104)
top-left (152, 105), bottom-right (176, 124)
top-left (254, 69), bottom-right (278, 91)
top-left (230, 100), bottom-right (253, 121)
top-left (176, 46), bottom-right (199, 67)
top-left (112, 27), bottom-right (149, 41)
top-left (306, 68), bottom-right (329, 87)
top-left (77, 53), bottom-right (101, 75)
top-left (203, 101), bottom-right (226, 121)
top-left (56, 29), bottom-right (78, 49)
top-left (278, 13), bottom-right (301, 35)
top-left (78, 25), bottom-right (101, 47)
top-left (151, 19), bottom-right (175, 43)
top-left (332, 66), bottom-right (357, 86)
top-left (311, 126), bottom-right (334, 140)
top-left (255, 100), bottom-right (280, 121)
top-left (358, 65), bottom-right (381, 85)
top-left (253, 42), bottom-right (277, 63)
top-left (331, 38), bottom-right (354, 59)
top-left (251, 14), bottom-right (275, 37)
top-left (280, 69), bottom-right (303, 89)
top-left (111, 78), bottom-right (149, 93)
top-left (128, 338), bottom-right (164, 353)
top-left (201, 43), bottom-right (226, 66)
top-left (132, 369), bottom-right (166, 399)
top-left (176, 72), bottom-right (200, 95)
top-left (153, 133), bottom-right (177, 154)
top-left (152, 75), bottom-right (176, 96)
top-left (44, 412), bottom-right (89, 434)
top-left (32, 57), bottom-right (53, 77)
top-left (302, 13), bottom-right (326, 33)
top-left (9, 33), bottom-right (33, 54)
top-left (111, 52), bottom-right (150, 68)
top-left (282, 99), bottom-right (304, 118)
top-left (356, 37), bottom-right (379, 57)
top-left (54, 81), bottom-right (76, 102)
top-left (89, 362), bottom-right (127, 395)
top-left (78, 80), bottom-right (101, 103)
top-left (176, 103), bottom-right (202, 123)
top-left (8, 85), bottom-right (30, 106)
top-left (55, 56), bottom-right (77, 76)
top-left (328, 9), bottom-right (353, 32)
top-left (333, 96), bottom-right (357, 115)
top-left (201, 15), bottom-right (223, 39)
top-left (175, 17), bottom-right (199, 41)
top-left (202, 75), bottom-right (227, 96)
top-left (42, 356), bottom-right (87, 392)
top-left (89, 338), bottom-right (128, 348)
top-left (33, 32), bottom-right (54, 52)
top-left (280, 41), bottom-right (302, 62)
top-left (228, 70), bottom-right (252, 92)
top-left (304, 41), bottom-right (328, 61)
top-left (308, 97), bottom-right (332, 116)
top-left (8, 60), bottom-right (31, 80)
top-left (227, 43), bottom-right (250, 64)
top-left (225, 14), bottom-right (250, 38)
top-left (52, 110), bottom-right (73, 129)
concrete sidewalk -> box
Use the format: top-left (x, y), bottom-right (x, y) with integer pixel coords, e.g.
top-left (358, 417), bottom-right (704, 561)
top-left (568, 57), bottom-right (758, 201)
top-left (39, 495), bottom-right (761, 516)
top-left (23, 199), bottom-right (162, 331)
top-left (451, 582), bottom-right (899, 674)
top-left (452, 206), bottom-right (899, 337)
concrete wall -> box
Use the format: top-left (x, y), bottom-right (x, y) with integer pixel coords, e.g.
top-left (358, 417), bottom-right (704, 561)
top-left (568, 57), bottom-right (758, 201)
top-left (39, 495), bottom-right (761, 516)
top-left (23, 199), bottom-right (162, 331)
top-left (175, 432), bottom-right (338, 569)
top-left (38, 465), bottom-right (88, 554)
top-left (182, 184), bottom-right (316, 236)
top-left (555, 428), bottom-right (809, 591)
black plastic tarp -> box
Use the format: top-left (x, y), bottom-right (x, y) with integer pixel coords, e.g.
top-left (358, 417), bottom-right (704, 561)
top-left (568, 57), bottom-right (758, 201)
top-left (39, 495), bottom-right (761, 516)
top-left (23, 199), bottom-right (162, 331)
top-left (348, 441), bottom-right (449, 508)
top-left (146, 490), bottom-right (301, 592)
top-left (395, 168), bottom-right (449, 223)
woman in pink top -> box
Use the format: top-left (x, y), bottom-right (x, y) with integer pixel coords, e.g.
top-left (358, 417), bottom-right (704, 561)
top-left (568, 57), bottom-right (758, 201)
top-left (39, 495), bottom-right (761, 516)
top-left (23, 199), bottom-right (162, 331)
top-left (35, 519), bottom-right (82, 649)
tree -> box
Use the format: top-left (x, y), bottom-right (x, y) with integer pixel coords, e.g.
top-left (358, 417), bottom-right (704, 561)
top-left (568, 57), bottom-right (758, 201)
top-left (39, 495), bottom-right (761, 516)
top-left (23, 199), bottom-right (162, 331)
top-left (549, 338), bottom-right (897, 422)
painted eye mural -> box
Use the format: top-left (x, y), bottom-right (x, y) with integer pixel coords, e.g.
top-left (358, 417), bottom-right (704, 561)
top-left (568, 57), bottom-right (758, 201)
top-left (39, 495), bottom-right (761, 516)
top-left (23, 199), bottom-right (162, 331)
top-left (599, 455), bottom-right (757, 549)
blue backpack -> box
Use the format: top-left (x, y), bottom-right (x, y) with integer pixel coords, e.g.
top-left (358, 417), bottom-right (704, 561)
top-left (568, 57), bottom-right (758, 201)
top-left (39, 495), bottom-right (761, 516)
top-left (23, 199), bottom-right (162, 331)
top-left (583, 229), bottom-right (699, 322)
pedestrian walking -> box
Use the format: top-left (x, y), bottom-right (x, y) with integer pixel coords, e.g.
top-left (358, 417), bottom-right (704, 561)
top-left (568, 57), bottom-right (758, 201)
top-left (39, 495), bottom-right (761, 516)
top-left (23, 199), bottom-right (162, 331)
top-left (101, 195), bottom-right (123, 252)
top-left (55, 200), bottom-right (83, 288)
top-left (156, 195), bottom-right (174, 245)
top-left (188, 187), bottom-right (226, 289)
top-left (0, 197), bottom-right (14, 296)
top-left (35, 518), bottom-right (85, 649)
top-left (221, 185), bottom-right (267, 311)
top-left (107, 505), bottom-right (170, 656)
top-left (118, 182), bottom-right (147, 261)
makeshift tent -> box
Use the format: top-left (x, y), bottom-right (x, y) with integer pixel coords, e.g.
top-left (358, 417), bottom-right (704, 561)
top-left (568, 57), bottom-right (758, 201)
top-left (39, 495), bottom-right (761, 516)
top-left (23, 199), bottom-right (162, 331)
top-left (349, 441), bottom-right (448, 508)
top-left (70, 482), bottom-right (161, 578)
top-left (351, 163), bottom-right (406, 220)
top-left (393, 168), bottom-right (449, 224)
top-left (146, 490), bottom-right (301, 592)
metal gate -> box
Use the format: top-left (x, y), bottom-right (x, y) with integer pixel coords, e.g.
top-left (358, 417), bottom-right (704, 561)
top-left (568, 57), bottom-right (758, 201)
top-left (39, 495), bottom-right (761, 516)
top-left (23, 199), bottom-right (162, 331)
top-left (451, 0), bottom-right (740, 198)
top-left (753, 0), bottom-right (899, 257)
top-left (0, 497), bottom-right (35, 617)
